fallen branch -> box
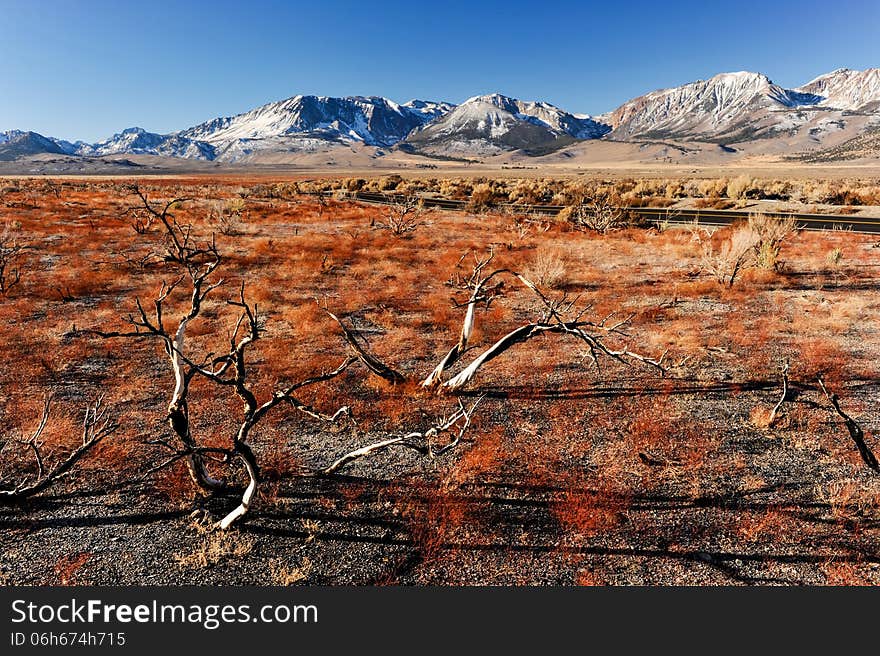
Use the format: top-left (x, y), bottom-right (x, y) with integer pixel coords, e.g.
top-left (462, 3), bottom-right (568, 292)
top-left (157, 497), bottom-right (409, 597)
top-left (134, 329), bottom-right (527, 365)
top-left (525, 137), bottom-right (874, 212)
top-left (322, 397), bottom-right (482, 474)
top-left (326, 309), bottom-right (406, 384)
top-left (817, 376), bottom-right (879, 472)
top-left (423, 256), bottom-right (664, 391)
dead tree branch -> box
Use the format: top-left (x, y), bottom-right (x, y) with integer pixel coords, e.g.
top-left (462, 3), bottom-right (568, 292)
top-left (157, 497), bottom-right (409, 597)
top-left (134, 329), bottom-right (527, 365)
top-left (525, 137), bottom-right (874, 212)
top-left (1, 396), bottom-right (119, 502)
top-left (422, 255), bottom-right (665, 391)
top-left (322, 397), bottom-right (482, 474)
top-left (128, 185), bottom-right (221, 265)
top-left (817, 377), bottom-right (879, 472)
top-left (423, 251), bottom-right (503, 388)
top-left (76, 232), bottom-right (366, 528)
top-left (767, 361), bottom-right (789, 428)
top-left (325, 309), bottom-right (406, 384)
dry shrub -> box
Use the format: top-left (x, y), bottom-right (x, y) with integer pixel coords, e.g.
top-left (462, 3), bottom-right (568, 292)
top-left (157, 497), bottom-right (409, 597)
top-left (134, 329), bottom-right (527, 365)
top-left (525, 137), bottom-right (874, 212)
top-left (376, 175), bottom-right (403, 192)
top-left (697, 178), bottom-right (728, 198)
top-left (726, 175), bottom-right (756, 200)
top-left (701, 224), bottom-right (758, 287)
top-left (826, 247), bottom-right (843, 267)
top-left (508, 179), bottom-right (542, 205)
top-left (749, 405), bottom-right (775, 429)
top-left (524, 247), bottom-right (568, 289)
top-left (748, 213), bottom-right (797, 270)
top-left (208, 198), bottom-right (247, 236)
top-left (175, 531), bottom-right (255, 568)
top-left (816, 478), bottom-right (880, 524)
top-left (565, 192), bottom-right (628, 233)
top-left (468, 183), bottom-right (496, 211)
top-left (700, 213), bottom-right (795, 285)
top-left (270, 557), bottom-right (313, 584)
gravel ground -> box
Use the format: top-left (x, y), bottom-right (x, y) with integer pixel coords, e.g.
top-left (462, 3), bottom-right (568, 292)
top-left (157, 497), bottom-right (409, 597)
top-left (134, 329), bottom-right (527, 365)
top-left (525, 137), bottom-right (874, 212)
top-left (3, 381), bottom-right (879, 587)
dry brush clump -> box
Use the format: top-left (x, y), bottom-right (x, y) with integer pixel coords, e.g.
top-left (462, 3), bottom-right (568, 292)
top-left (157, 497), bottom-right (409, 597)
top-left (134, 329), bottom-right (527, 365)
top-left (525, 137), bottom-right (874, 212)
top-left (560, 191), bottom-right (630, 233)
top-left (208, 198), bottom-right (248, 236)
top-left (370, 195), bottom-right (429, 236)
top-left (700, 213), bottom-right (798, 286)
top-left (0, 221), bottom-right (26, 296)
top-left (748, 213), bottom-right (798, 270)
top-left (307, 174), bottom-right (880, 209)
top-left (523, 247), bottom-right (568, 289)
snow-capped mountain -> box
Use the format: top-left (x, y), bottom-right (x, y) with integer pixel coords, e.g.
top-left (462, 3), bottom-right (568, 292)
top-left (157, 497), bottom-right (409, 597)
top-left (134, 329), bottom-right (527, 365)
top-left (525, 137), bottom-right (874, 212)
top-left (402, 99), bottom-right (457, 123)
top-left (796, 68), bottom-right (880, 111)
top-left (77, 127), bottom-right (214, 159)
top-left (607, 68), bottom-right (880, 145)
top-left (2, 68), bottom-right (879, 165)
top-left (403, 93), bottom-right (610, 155)
top-left (176, 95), bottom-right (455, 160)
top-left (607, 72), bottom-right (825, 142)
top-left (0, 130), bottom-right (75, 161)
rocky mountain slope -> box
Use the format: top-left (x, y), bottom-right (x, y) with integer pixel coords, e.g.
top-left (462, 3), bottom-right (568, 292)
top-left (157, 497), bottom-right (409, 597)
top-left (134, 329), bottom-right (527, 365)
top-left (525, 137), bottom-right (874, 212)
top-left (402, 93), bottom-right (609, 156)
top-left (607, 69), bottom-right (880, 148)
top-left (0, 131), bottom-right (75, 161)
top-left (176, 95), bottom-right (453, 161)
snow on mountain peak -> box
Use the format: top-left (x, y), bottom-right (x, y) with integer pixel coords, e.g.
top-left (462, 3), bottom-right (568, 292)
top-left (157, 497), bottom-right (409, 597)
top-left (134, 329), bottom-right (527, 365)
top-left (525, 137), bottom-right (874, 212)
top-left (173, 94), bottom-right (453, 159)
top-left (796, 68), bottom-right (880, 110)
top-left (609, 70), bottom-right (826, 141)
top-left (403, 93), bottom-right (610, 155)
top-left (3, 67), bottom-right (878, 163)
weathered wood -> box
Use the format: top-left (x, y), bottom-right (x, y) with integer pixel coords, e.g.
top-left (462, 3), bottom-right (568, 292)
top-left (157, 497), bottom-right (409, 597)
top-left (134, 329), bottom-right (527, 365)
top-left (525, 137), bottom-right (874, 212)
top-left (817, 377), bottom-right (879, 472)
top-left (322, 398), bottom-right (481, 474)
top-left (1, 396), bottom-right (118, 502)
top-left (326, 309), bottom-right (406, 384)
top-left (767, 362), bottom-right (790, 428)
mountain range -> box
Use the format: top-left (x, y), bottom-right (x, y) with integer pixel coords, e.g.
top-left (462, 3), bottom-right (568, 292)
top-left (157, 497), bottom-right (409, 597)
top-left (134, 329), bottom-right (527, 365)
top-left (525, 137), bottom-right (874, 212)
top-left (3, 67), bottom-right (879, 166)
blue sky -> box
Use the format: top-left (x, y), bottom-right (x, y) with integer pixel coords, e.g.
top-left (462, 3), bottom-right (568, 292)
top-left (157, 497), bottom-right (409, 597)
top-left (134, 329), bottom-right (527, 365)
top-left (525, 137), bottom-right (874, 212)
top-left (1, 0), bottom-right (878, 142)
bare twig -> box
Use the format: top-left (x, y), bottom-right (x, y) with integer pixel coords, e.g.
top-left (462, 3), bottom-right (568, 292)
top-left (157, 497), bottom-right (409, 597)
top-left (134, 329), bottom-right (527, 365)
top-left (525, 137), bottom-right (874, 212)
top-left (767, 361), bottom-right (789, 428)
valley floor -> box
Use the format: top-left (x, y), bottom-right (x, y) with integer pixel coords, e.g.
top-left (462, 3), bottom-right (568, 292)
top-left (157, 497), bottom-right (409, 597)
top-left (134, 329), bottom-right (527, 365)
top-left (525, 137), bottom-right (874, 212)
top-left (1, 178), bottom-right (879, 585)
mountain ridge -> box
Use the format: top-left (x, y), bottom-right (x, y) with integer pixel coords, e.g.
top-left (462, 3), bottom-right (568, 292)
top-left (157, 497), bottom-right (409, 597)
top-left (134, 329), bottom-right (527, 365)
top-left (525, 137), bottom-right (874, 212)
top-left (3, 67), bottom-right (878, 164)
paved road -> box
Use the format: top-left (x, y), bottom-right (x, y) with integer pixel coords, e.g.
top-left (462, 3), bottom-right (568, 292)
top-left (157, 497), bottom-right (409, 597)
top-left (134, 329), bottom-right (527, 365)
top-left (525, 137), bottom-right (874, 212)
top-left (339, 191), bottom-right (880, 235)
